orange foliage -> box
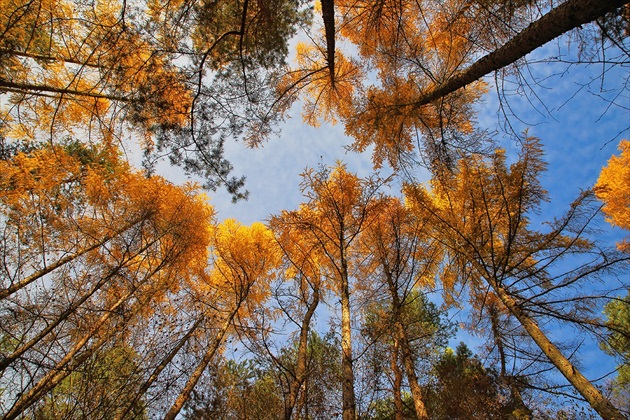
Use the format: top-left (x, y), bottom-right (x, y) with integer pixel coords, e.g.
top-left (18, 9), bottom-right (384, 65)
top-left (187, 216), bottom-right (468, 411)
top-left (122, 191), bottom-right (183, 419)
top-left (595, 139), bottom-right (630, 252)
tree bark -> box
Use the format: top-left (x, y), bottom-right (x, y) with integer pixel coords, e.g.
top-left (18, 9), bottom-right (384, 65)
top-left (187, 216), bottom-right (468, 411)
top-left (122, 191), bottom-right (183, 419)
top-left (396, 321), bottom-right (429, 419)
top-left (115, 316), bottom-right (205, 420)
top-left (411, 0), bottom-right (629, 109)
top-left (321, 0), bottom-right (336, 86)
top-left (392, 340), bottom-right (404, 420)
top-left (2, 282), bottom-right (151, 420)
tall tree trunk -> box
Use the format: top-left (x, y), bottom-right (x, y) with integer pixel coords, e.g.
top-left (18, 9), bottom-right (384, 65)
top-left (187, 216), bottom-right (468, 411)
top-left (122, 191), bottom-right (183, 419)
top-left (340, 255), bottom-right (356, 420)
top-left (488, 303), bottom-right (531, 418)
top-left (285, 287), bottom-right (320, 420)
top-left (395, 321), bottom-right (429, 419)
top-left (2, 279), bottom-right (156, 420)
top-left (321, 0), bottom-right (335, 85)
top-left (392, 339), bottom-right (404, 420)
top-left (0, 233), bottom-right (160, 373)
top-left (385, 272), bottom-right (429, 419)
top-left (490, 280), bottom-right (624, 420)
top-left (410, 0), bottom-right (629, 108)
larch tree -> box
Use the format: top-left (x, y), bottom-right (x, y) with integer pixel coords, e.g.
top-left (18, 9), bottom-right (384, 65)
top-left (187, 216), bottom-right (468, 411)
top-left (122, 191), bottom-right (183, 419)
top-left (357, 196), bottom-right (447, 419)
top-left (163, 219), bottom-right (281, 420)
top-left (0, 141), bottom-right (214, 419)
top-left (278, 163), bottom-right (387, 420)
top-left (405, 137), bottom-right (629, 419)
top-left (283, 0), bottom-right (628, 173)
top-left (0, 0), bottom-right (312, 198)
top-left (267, 211), bottom-right (328, 420)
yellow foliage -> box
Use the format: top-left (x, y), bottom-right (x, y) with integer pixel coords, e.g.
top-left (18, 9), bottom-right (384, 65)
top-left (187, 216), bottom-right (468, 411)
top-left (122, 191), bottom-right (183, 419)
top-left (595, 140), bottom-right (630, 252)
top-left (211, 219), bottom-right (281, 313)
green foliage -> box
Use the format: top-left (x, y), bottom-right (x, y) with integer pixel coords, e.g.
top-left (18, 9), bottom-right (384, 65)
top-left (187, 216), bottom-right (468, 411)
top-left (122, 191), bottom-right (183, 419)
top-left (601, 291), bottom-right (630, 411)
top-left (424, 343), bottom-right (512, 420)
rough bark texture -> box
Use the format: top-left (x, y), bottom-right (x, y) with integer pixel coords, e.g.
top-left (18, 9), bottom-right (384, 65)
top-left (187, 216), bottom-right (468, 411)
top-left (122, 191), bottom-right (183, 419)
top-left (412, 0), bottom-right (629, 108)
top-left (491, 281), bottom-right (624, 420)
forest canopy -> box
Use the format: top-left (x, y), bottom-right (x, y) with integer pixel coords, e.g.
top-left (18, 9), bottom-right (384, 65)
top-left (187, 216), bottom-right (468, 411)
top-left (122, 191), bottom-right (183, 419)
top-left (1, 0), bottom-right (629, 419)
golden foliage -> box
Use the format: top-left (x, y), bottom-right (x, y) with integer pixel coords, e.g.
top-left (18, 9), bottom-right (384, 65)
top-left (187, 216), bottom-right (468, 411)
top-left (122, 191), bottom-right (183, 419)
top-left (595, 139), bottom-right (630, 252)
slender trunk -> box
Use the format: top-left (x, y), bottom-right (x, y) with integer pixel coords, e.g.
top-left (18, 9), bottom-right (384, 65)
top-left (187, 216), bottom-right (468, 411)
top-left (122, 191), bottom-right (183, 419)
top-left (385, 273), bottom-right (429, 419)
top-left (0, 217), bottom-right (145, 300)
top-left (490, 280), bottom-right (623, 420)
top-left (2, 260), bottom-right (169, 420)
top-left (114, 316), bottom-right (205, 420)
top-left (340, 255), bottom-right (356, 420)
top-left (392, 340), bottom-right (404, 420)
top-left (285, 287), bottom-right (320, 420)
top-left (396, 321), bottom-right (429, 419)
top-left (0, 267), bottom-right (120, 373)
top-left (0, 77), bottom-right (131, 101)
top-left (410, 0), bottom-right (628, 108)
top-left (163, 310), bottom-right (236, 420)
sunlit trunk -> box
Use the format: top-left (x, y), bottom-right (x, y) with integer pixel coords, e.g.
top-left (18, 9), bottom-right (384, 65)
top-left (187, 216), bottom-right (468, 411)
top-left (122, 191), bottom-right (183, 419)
top-left (340, 254), bottom-right (356, 420)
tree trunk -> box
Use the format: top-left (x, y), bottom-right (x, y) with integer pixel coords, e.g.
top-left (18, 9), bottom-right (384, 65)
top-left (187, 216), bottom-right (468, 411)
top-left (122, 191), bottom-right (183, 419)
top-left (321, 0), bottom-right (335, 85)
top-left (386, 273), bottom-right (429, 419)
top-left (395, 321), bottom-right (429, 419)
top-left (340, 256), bottom-right (356, 420)
top-left (411, 0), bottom-right (629, 108)
top-left (3, 285), bottom-right (148, 420)
top-left (392, 340), bottom-right (404, 420)
top-left (490, 280), bottom-right (624, 420)
top-left (285, 287), bottom-right (320, 420)
top-left (0, 217), bottom-right (146, 300)
top-left (0, 232), bottom-right (159, 373)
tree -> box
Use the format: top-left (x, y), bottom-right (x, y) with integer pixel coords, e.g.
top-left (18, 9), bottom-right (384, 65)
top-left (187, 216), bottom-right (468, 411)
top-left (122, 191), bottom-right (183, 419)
top-left (360, 292), bottom-right (454, 420)
top-left (0, 141), bottom-right (214, 419)
top-left (163, 219), bottom-right (281, 420)
top-left (595, 139), bottom-right (630, 253)
top-left (358, 197), bottom-right (451, 419)
top-left (285, 0), bottom-right (628, 172)
top-left (601, 291), bottom-right (630, 416)
top-left (424, 343), bottom-right (513, 419)
top-left (267, 211), bottom-right (326, 419)
top-left (277, 163), bottom-right (386, 420)
top-left (0, 0), bottom-right (312, 198)
top-left (405, 137), bottom-right (629, 419)
top-left (33, 345), bottom-right (147, 420)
